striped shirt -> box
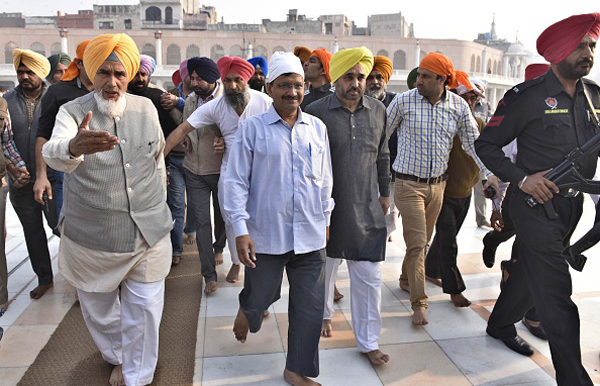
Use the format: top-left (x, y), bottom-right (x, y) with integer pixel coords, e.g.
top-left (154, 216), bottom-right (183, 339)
top-left (1, 109), bottom-right (25, 168)
top-left (387, 88), bottom-right (490, 179)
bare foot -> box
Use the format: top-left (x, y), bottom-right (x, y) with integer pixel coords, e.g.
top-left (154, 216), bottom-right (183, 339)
top-left (184, 233), bottom-right (196, 245)
top-left (172, 255), bottom-right (181, 266)
top-left (109, 364), bottom-right (125, 386)
top-left (226, 264), bottom-right (240, 283)
top-left (0, 301), bottom-right (8, 316)
top-left (365, 349), bottom-right (390, 365)
top-left (30, 282), bottom-right (53, 299)
top-left (450, 293), bottom-right (472, 307)
top-left (412, 308), bottom-right (428, 325)
top-left (233, 308), bottom-right (249, 343)
top-left (399, 280), bottom-right (410, 293)
top-left (263, 309), bottom-right (270, 317)
top-left (321, 319), bottom-right (333, 337)
top-left (215, 252), bottom-right (224, 266)
top-left (204, 281), bottom-right (217, 294)
top-left (333, 285), bottom-right (344, 301)
top-left (283, 368), bottom-right (321, 385)
top-left (426, 276), bottom-right (442, 287)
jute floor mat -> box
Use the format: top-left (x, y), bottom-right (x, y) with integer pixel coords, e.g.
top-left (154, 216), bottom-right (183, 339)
top-left (18, 244), bottom-right (203, 386)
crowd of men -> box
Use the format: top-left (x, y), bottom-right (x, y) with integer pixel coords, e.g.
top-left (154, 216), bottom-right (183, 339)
top-left (0, 11), bottom-right (597, 386)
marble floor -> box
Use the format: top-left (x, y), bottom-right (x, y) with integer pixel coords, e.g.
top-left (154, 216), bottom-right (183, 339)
top-left (1, 197), bottom-right (600, 385)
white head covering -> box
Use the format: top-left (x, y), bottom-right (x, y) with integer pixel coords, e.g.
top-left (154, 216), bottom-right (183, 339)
top-left (470, 77), bottom-right (487, 91)
top-left (267, 52), bottom-right (304, 83)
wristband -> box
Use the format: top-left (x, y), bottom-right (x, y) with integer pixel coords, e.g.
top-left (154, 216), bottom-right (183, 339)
top-left (518, 175), bottom-right (528, 190)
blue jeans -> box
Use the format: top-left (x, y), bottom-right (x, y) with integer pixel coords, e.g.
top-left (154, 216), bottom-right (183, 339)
top-left (167, 155), bottom-right (186, 257)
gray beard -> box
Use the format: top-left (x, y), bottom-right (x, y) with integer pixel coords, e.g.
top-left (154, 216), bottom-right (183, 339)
top-left (366, 85), bottom-right (386, 100)
top-left (224, 87), bottom-right (250, 113)
top-left (94, 90), bottom-right (127, 118)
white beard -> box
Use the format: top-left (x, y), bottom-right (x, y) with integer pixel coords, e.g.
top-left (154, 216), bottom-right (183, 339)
top-left (94, 90), bottom-right (127, 118)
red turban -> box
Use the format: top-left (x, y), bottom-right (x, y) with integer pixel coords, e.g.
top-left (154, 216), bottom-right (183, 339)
top-left (525, 63), bottom-right (550, 81)
top-left (310, 49), bottom-right (333, 82)
top-left (217, 56), bottom-right (255, 83)
top-left (537, 13), bottom-right (600, 64)
top-left (419, 52), bottom-right (457, 88)
top-left (171, 69), bottom-right (181, 87)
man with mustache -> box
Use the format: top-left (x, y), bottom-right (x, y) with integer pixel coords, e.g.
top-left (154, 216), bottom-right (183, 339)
top-left (43, 33), bottom-right (173, 386)
top-left (300, 49), bottom-right (333, 110)
top-left (247, 56), bottom-right (268, 93)
top-left (476, 13), bottom-right (600, 385)
top-left (180, 56), bottom-right (227, 293)
top-left (306, 47), bottom-right (391, 366)
top-left (225, 51), bottom-right (333, 386)
top-left (127, 54), bottom-right (181, 265)
top-left (165, 56), bottom-right (271, 284)
top-left (3, 49), bottom-right (56, 300)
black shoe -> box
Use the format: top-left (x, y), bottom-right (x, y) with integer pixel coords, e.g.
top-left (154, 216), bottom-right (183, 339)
top-left (522, 317), bottom-right (547, 340)
top-left (486, 327), bottom-right (534, 356)
top-left (482, 233), bottom-right (497, 268)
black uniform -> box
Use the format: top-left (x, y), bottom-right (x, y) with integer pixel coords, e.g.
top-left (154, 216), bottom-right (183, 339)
top-left (475, 69), bottom-right (600, 386)
top-left (300, 82), bottom-right (334, 110)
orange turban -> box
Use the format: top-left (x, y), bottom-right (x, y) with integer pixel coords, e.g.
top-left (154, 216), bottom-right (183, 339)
top-left (62, 40), bottom-right (90, 81)
top-left (537, 13), bottom-right (600, 64)
top-left (294, 46), bottom-right (312, 62)
top-left (419, 52), bottom-right (457, 89)
top-left (83, 33), bottom-right (140, 83)
top-left (310, 48), bottom-right (333, 82)
top-left (216, 56), bottom-right (254, 82)
top-left (524, 63), bottom-right (550, 81)
top-left (454, 71), bottom-right (484, 97)
top-left (373, 56), bottom-right (393, 83)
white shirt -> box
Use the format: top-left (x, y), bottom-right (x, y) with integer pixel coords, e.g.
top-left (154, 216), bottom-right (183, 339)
top-left (186, 88), bottom-right (272, 173)
top-left (223, 105), bottom-right (335, 255)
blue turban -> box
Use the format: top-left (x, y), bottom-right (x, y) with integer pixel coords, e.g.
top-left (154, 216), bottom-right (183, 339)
top-left (187, 56), bottom-right (220, 84)
top-left (248, 56), bottom-right (268, 77)
top-left (139, 54), bottom-right (156, 77)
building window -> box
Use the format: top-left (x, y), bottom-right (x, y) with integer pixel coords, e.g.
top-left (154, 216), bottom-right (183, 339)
top-left (111, 6), bottom-right (116, 13)
top-left (146, 6), bottom-right (161, 22)
top-left (393, 49), bottom-right (406, 70)
top-left (166, 44), bottom-right (181, 65)
top-left (30, 42), bottom-right (45, 56)
top-left (165, 6), bottom-right (173, 24)
top-left (125, 19), bottom-right (132, 29)
top-left (99, 21), bottom-right (114, 29)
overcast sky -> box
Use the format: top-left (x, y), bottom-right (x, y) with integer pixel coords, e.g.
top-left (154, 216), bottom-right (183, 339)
top-left (1, 0), bottom-right (598, 80)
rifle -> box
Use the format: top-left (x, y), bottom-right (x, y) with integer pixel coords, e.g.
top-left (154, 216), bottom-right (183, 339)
top-left (525, 84), bottom-right (600, 208)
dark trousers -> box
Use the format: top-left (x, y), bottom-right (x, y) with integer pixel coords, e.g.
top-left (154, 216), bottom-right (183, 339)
top-left (184, 171), bottom-right (226, 283)
top-left (484, 185), bottom-right (516, 248)
top-left (425, 195), bottom-right (471, 294)
top-left (488, 190), bottom-right (592, 385)
top-left (9, 182), bottom-right (57, 285)
top-left (0, 184), bottom-right (7, 304)
top-left (239, 249), bottom-right (325, 378)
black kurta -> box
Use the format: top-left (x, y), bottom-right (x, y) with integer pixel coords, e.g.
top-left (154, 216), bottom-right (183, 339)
top-left (306, 94), bottom-right (390, 261)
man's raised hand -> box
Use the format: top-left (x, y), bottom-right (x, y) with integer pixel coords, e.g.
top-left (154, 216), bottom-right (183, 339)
top-left (68, 111), bottom-right (119, 158)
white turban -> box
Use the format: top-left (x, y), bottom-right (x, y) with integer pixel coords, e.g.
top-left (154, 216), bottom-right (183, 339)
top-left (266, 52), bottom-right (304, 83)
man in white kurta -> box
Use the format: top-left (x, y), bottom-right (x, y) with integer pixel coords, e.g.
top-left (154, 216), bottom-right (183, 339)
top-left (164, 56), bottom-right (271, 284)
top-left (42, 33), bottom-right (173, 386)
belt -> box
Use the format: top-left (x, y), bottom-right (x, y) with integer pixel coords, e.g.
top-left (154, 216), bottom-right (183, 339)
top-left (395, 172), bottom-right (448, 184)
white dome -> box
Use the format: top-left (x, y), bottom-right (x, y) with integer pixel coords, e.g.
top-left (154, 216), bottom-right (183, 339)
top-left (506, 42), bottom-right (526, 56)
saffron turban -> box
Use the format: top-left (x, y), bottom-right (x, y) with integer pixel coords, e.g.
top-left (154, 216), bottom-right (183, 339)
top-left (310, 49), bottom-right (333, 82)
top-left (454, 71), bottom-right (484, 98)
top-left (83, 33), bottom-right (140, 82)
top-left (248, 56), bottom-right (268, 77)
top-left (294, 46), bottom-right (312, 62)
top-left (62, 40), bottom-right (90, 81)
top-left (373, 55), bottom-right (393, 83)
top-left (407, 67), bottom-right (418, 90)
top-left (329, 47), bottom-right (374, 84)
top-left (172, 69), bottom-right (182, 86)
top-left (46, 52), bottom-right (71, 82)
top-left (187, 57), bottom-right (220, 83)
top-left (179, 59), bottom-right (189, 81)
top-left (419, 52), bottom-right (457, 89)
top-left (216, 56), bottom-right (255, 82)
top-left (267, 51), bottom-right (304, 83)
top-left (525, 63), bottom-right (550, 81)
top-left (537, 13), bottom-right (600, 64)
top-left (139, 54), bottom-right (156, 77)
top-left (12, 49), bottom-right (50, 79)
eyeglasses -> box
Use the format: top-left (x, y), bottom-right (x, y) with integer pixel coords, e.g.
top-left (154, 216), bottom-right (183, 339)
top-left (275, 82), bottom-right (304, 91)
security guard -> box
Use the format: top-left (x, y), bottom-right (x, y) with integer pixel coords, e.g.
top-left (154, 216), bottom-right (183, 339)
top-left (475, 13), bottom-right (599, 386)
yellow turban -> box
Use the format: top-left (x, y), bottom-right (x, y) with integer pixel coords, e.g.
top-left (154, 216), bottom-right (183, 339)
top-left (12, 49), bottom-right (50, 80)
top-left (329, 47), bottom-right (374, 83)
top-left (83, 33), bottom-right (140, 83)
top-left (373, 56), bottom-right (393, 83)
